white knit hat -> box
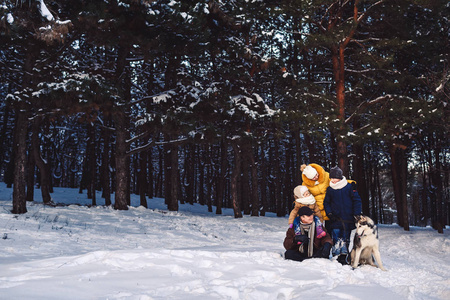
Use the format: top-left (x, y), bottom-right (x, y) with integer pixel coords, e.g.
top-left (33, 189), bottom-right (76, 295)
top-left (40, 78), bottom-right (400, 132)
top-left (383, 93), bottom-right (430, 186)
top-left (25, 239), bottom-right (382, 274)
top-left (293, 185), bottom-right (309, 198)
top-left (303, 165), bottom-right (318, 180)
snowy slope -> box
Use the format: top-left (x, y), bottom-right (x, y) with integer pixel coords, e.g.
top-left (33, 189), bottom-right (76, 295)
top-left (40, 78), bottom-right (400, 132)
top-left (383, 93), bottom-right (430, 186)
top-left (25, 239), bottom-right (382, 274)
top-left (0, 183), bottom-right (449, 300)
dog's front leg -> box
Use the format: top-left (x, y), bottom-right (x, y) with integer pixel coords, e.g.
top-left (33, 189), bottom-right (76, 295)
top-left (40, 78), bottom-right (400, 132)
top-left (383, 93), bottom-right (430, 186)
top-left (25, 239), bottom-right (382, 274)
top-left (372, 246), bottom-right (387, 271)
top-left (352, 247), bottom-right (363, 269)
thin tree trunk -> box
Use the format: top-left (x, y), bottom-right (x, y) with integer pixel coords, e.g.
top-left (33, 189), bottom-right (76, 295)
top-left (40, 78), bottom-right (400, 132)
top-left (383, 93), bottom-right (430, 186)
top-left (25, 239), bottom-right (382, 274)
top-left (185, 144), bottom-right (195, 205)
top-left (293, 128), bottom-right (301, 185)
top-left (12, 108), bottom-right (28, 214)
top-left (241, 143), bottom-right (250, 215)
top-left (389, 144), bottom-right (409, 230)
top-left (101, 120), bottom-right (112, 206)
top-left (205, 145), bottom-right (213, 212)
top-left (375, 163), bottom-right (384, 223)
top-left (259, 144), bottom-right (268, 216)
top-left (273, 140), bottom-right (283, 217)
top-left (198, 146), bottom-right (205, 206)
top-left (31, 117), bottom-right (52, 204)
top-left (113, 111), bottom-right (129, 211)
top-left (147, 147), bottom-right (154, 199)
top-left (0, 103), bottom-right (11, 178)
top-left (332, 44), bottom-right (349, 176)
top-left (231, 142), bottom-right (243, 218)
top-left (353, 142), bottom-right (369, 215)
top-left (164, 134), bottom-right (179, 211)
top-left (169, 142), bottom-right (179, 211)
top-left (215, 139), bottom-right (226, 215)
top-left (139, 151), bottom-right (148, 208)
top-left (431, 137), bottom-right (444, 233)
top-left (87, 124), bottom-right (96, 206)
top-left (367, 157), bottom-right (375, 221)
top-left (26, 146), bottom-right (35, 202)
top-left (249, 141), bottom-right (259, 217)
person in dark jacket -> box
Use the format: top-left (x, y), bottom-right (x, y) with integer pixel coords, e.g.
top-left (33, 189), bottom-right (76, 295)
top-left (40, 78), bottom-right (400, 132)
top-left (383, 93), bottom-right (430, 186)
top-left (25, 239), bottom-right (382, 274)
top-left (324, 166), bottom-right (362, 263)
top-left (284, 206), bottom-right (333, 262)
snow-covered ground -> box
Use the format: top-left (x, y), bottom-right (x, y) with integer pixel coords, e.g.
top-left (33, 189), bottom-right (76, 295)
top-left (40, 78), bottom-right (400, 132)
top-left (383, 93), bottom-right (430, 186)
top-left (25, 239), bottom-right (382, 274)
top-left (0, 183), bottom-right (449, 300)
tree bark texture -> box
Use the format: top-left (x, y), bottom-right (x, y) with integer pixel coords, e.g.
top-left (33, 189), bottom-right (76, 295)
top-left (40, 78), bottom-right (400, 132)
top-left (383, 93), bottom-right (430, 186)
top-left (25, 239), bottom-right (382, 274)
top-left (31, 117), bottom-right (52, 204)
top-left (231, 142), bottom-right (243, 218)
top-left (113, 111), bottom-right (129, 210)
top-left (12, 108), bottom-right (28, 214)
top-left (389, 144), bottom-right (409, 231)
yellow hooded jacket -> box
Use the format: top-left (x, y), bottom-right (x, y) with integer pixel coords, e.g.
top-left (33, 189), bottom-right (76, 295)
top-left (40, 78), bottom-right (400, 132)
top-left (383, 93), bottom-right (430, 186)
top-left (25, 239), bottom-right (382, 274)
top-left (301, 163), bottom-right (330, 220)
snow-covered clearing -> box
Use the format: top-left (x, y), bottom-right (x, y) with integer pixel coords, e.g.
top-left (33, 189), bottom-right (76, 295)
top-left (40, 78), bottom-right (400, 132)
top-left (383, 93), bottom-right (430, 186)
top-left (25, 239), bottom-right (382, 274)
top-left (0, 183), bottom-right (449, 300)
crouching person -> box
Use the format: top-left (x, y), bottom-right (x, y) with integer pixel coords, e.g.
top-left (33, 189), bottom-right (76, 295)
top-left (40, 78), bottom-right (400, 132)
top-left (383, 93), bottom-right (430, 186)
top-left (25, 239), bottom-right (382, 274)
top-left (284, 206), bottom-right (333, 262)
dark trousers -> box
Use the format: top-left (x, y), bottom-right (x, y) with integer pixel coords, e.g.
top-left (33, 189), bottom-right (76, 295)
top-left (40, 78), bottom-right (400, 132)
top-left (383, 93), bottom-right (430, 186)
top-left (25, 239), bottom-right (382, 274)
top-left (285, 242), bottom-right (332, 262)
top-left (284, 250), bottom-right (308, 262)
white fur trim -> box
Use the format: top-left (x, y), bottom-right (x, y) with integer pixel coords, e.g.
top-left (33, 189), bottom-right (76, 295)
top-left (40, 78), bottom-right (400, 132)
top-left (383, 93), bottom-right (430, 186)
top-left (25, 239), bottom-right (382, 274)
top-left (295, 194), bottom-right (316, 205)
top-left (330, 176), bottom-right (348, 190)
top-left (293, 185), bottom-right (308, 198)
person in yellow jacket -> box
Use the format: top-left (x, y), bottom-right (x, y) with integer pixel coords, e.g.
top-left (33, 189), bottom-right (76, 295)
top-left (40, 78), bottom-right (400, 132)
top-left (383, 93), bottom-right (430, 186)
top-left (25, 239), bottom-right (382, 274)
top-left (300, 163), bottom-right (330, 221)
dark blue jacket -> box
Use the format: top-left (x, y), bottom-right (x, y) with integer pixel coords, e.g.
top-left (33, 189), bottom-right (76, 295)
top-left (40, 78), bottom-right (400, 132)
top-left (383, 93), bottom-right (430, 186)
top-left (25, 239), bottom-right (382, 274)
top-left (324, 182), bottom-right (362, 229)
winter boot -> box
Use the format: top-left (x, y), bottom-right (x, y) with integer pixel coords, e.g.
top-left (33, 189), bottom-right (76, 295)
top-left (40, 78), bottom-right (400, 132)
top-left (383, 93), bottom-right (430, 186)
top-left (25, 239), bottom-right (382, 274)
top-left (337, 254), bottom-right (349, 265)
top-left (332, 240), bottom-right (341, 256)
top-left (340, 242), bottom-right (348, 255)
top-left (316, 224), bottom-right (326, 238)
top-left (321, 242), bottom-right (332, 258)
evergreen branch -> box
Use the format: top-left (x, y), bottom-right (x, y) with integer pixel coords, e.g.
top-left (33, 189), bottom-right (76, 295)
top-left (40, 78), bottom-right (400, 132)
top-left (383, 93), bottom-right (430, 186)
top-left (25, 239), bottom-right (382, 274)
top-left (126, 140), bottom-right (155, 157)
top-left (345, 94), bottom-right (394, 124)
top-left (126, 137), bottom-right (188, 157)
top-left (345, 68), bottom-right (374, 74)
top-left (302, 93), bottom-right (337, 107)
top-left (351, 123), bottom-right (371, 134)
top-left (357, 0), bottom-right (386, 23)
top-left (126, 130), bottom-right (153, 145)
top-left (128, 90), bottom-right (176, 107)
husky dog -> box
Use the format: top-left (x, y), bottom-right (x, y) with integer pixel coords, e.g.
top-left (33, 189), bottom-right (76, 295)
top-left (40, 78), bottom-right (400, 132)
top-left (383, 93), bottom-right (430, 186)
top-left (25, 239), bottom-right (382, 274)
top-left (350, 215), bottom-right (387, 271)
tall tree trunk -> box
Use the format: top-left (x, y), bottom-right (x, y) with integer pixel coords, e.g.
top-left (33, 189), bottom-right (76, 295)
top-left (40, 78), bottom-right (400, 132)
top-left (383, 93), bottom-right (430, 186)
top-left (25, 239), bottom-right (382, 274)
top-left (26, 146), bottom-right (35, 202)
top-left (231, 142), bottom-right (243, 218)
top-left (0, 103), bottom-right (11, 178)
top-left (215, 139), bottom-right (227, 215)
top-left (31, 117), bottom-right (52, 204)
top-left (185, 143), bottom-right (195, 205)
top-left (293, 128), bottom-right (302, 185)
top-left (304, 133), bottom-right (316, 163)
top-left (113, 42), bottom-right (131, 210)
top-left (156, 146), bottom-right (163, 198)
top-left (169, 142), bottom-right (179, 211)
top-left (164, 134), bottom-right (179, 211)
top-left (139, 150), bottom-right (148, 208)
top-left (87, 124), bottom-right (96, 206)
top-left (205, 145), bottom-right (213, 212)
top-left (248, 141), bottom-right (259, 217)
top-left (389, 143), bottom-right (409, 230)
top-left (430, 137), bottom-right (444, 233)
top-left (259, 144), bottom-right (268, 216)
top-left (332, 44), bottom-right (349, 176)
top-left (113, 111), bottom-right (129, 210)
top-left (12, 107), bottom-right (28, 214)
top-left (273, 140), bottom-right (284, 217)
top-left (101, 119), bottom-right (112, 206)
top-left (353, 142), bottom-right (369, 215)
top-left (241, 143), bottom-right (250, 215)
top-left (198, 146), bottom-right (205, 206)
top-left (13, 42), bottom-right (37, 212)
top-left (147, 147), bottom-right (154, 199)
top-left (375, 163), bottom-right (384, 223)
top-left (367, 158), bottom-right (375, 220)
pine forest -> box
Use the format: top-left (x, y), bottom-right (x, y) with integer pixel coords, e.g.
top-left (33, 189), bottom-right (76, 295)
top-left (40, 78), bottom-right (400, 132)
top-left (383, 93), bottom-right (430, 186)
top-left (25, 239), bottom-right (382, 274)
top-left (0, 0), bottom-right (448, 232)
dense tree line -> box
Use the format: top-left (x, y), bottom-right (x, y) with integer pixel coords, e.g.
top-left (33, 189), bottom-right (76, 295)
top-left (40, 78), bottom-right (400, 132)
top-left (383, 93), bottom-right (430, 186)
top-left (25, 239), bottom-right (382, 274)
top-left (0, 1), bottom-right (448, 232)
